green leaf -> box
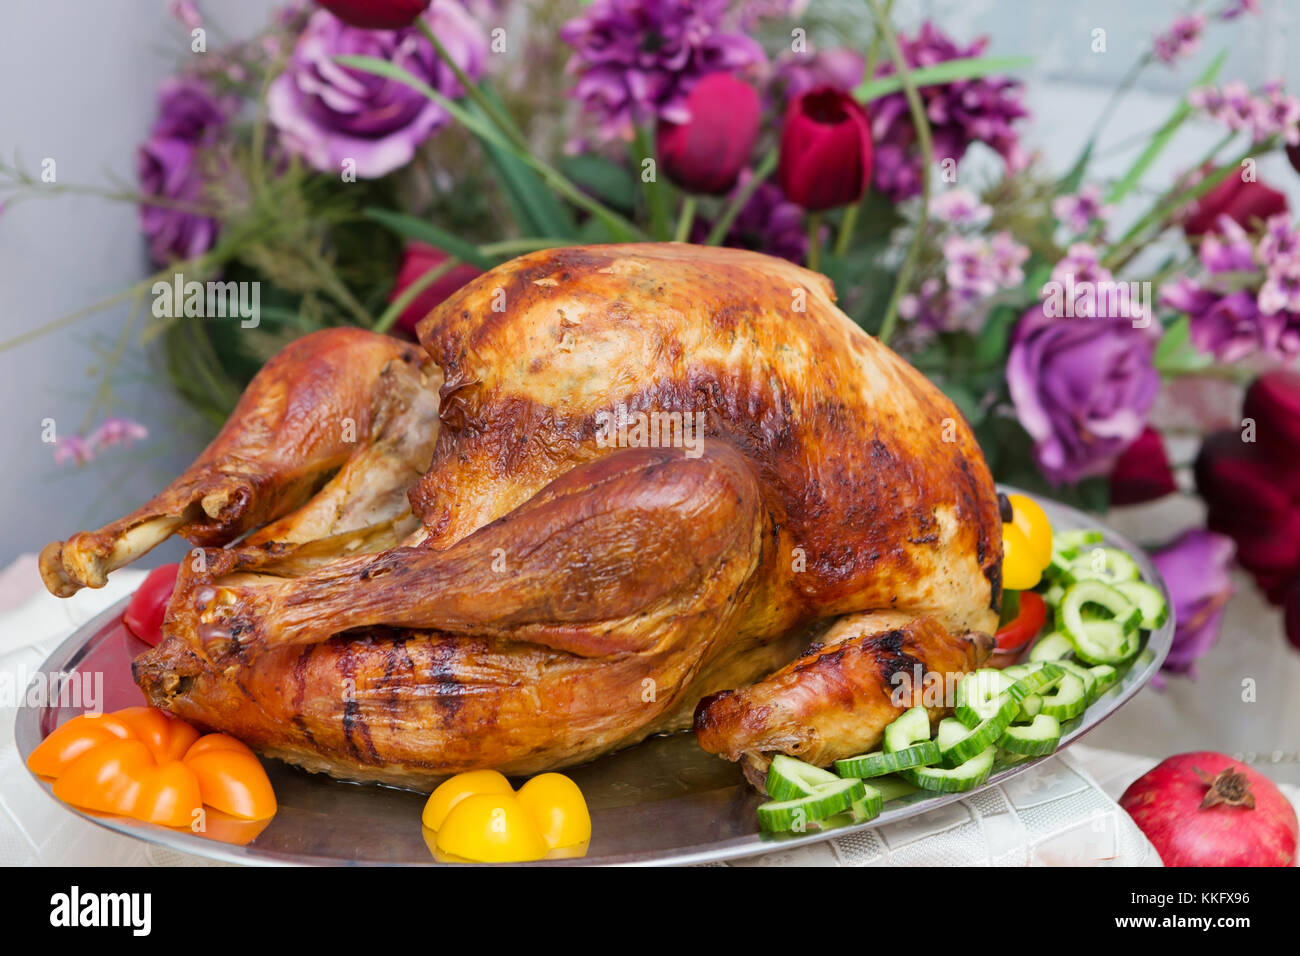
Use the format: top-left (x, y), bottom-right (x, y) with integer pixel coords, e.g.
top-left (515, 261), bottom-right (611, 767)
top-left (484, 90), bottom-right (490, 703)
top-left (1105, 50), bottom-right (1227, 205)
top-left (363, 207), bottom-right (497, 269)
top-left (560, 154), bottom-right (638, 211)
top-left (469, 88), bottom-right (575, 238)
top-left (855, 55), bottom-right (1034, 103)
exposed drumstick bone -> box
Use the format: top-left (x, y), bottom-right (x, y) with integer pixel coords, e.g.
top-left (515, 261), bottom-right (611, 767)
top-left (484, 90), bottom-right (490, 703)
top-left (40, 513), bottom-right (186, 597)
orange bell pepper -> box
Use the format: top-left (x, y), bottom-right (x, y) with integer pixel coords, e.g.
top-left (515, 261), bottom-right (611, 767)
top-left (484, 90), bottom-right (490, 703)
top-left (26, 712), bottom-right (136, 778)
top-left (30, 707), bottom-right (277, 828)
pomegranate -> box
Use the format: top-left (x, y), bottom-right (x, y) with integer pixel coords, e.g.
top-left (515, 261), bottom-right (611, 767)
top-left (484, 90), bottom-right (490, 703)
top-left (1120, 751), bottom-right (1297, 867)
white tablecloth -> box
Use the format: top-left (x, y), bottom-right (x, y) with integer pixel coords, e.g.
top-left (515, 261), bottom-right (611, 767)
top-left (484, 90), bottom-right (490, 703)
top-left (1, 555), bottom-right (1291, 867)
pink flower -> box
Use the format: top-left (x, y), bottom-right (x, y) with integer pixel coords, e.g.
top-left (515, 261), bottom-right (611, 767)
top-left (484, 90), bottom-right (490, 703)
top-left (90, 417), bottom-right (149, 450)
top-left (989, 231), bottom-right (1029, 287)
top-left (1199, 215), bottom-right (1256, 273)
top-left (1153, 13), bottom-right (1205, 64)
top-left (1256, 214), bottom-right (1300, 266)
top-left (1052, 184), bottom-right (1112, 235)
top-left (53, 436), bottom-right (94, 467)
top-left (931, 188), bottom-right (991, 226)
top-left (1051, 242), bottom-right (1113, 287)
top-left (1258, 258), bottom-right (1300, 315)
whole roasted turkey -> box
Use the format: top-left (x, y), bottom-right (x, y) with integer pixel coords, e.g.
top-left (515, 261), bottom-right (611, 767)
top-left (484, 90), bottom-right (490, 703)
top-left (41, 244), bottom-right (1002, 789)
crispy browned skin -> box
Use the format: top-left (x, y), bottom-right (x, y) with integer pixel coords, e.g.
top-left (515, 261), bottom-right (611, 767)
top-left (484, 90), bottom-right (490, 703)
top-left (47, 244), bottom-right (1002, 788)
top-left (695, 614), bottom-right (993, 784)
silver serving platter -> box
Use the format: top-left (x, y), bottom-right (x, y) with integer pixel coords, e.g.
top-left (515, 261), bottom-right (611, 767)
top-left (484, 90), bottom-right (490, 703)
top-left (15, 493), bottom-right (1172, 866)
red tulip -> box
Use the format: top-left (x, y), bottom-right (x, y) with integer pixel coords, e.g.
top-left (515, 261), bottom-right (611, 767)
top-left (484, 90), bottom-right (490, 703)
top-left (658, 74), bottom-right (761, 196)
top-left (315, 0), bottom-right (430, 30)
top-left (1288, 141), bottom-right (1300, 179)
top-left (1242, 369), bottom-right (1300, 466)
top-left (777, 86), bottom-right (873, 211)
top-left (1109, 427), bottom-right (1177, 506)
top-left (1183, 171), bottom-right (1288, 237)
top-left (389, 243), bottom-right (483, 335)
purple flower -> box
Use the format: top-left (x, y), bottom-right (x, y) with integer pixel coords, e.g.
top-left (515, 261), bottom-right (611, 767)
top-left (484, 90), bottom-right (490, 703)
top-left (990, 231), bottom-right (1029, 286)
top-left (267, 3), bottom-right (487, 179)
top-left (1151, 529), bottom-right (1235, 677)
top-left (870, 21), bottom-right (1028, 202)
top-left (1199, 215), bottom-right (1256, 273)
top-left (137, 77), bottom-right (229, 265)
top-left (772, 47), bottom-right (864, 98)
top-left (1153, 13), bottom-right (1205, 64)
top-left (1250, 83), bottom-right (1300, 145)
top-left (1257, 213), bottom-right (1300, 266)
top-left (931, 188), bottom-right (991, 226)
top-left (561, 0), bottom-right (765, 143)
top-left (1050, 242), bottom-right (1113, 287)
top-left (694, 169), bottom-right (808, 264)
top-left (1219, 0), bottom-right (1260, 20)
top-left (1007, 308), bottom-right (1160, 483)
top-left (1052, 184), bottom-right (1112, 236)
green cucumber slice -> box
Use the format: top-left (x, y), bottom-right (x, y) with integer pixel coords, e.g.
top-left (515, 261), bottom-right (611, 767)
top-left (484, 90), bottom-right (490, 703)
top-left (1055, 529), bottom-right (1104, 556)
top-left (937, 697), bottom-right (1018, 768)
top-left (1038, 672), bottom-right (1088, 720)
top-left (1017, 693), bottom-right (1043, 720)
top-left (1002, 661), bottom-right (1065, 698)
top-left (1053, 659), bottom-right (1098, 701)
top-left (1088, 663), bottom-right (1120, 700)
top-left (901, 745), bottom-right (996, 793)
top-left (756, 777), bottom-right (867, 832)
top-left (883, 706), bottom-right (933, 753)
top-left (847, 784), bottom-right (885, 823)
top-left (1028, 631), bottom-right (1074, 662)
top-left (765, 753), bottom-right (840, 801)
top-left (955, 669), bottom-right (1018, 726)
top-left (1059, 580), bottom-right (1142, 664)
top-left (1114, 581), bottom-right (1169, 630)
top-left (1066, 546), bottom-right (1141, 585)
top-left (834, 742), bottom-right (939, 778)
top-left (998, 714), bottom-right (1062, 756)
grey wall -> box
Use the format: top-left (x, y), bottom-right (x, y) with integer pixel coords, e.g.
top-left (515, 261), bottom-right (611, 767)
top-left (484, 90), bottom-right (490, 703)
top-left (1, 0), bottom-right (1298, 569)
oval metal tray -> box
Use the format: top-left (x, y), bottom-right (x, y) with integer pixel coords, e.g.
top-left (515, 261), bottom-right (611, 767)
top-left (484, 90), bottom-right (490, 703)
top-left (14, 493), bottom-right (1172, 865)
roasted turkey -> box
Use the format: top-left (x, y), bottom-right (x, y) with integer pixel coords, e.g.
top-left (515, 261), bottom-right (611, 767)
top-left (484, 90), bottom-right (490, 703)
top-left (40, 243), bottom-right (1002, 789)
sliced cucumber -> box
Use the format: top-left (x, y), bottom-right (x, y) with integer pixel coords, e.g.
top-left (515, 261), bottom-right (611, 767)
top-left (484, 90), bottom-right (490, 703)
top-left (1041, 583), bottom-right (1066, 608)
top-left (1066, 546), bottom-right (1141, 586)
top-left (1114, 581), bottom-right (1169, 630)
top-left (1017, 693), bottom-right (1043, 721)
top-left (834, 742), bottom-right (939, 778)
top-left (1053, 658), bottom-right (1098, 701)
top-left (955, 669), bottom-right (1017, 726)
top-left (1037, 672), bottom-right (1088, 720)
top-left (765, 753), bottom-right (840, 801)
top-left (902, 745), bottom-right (996, 793)
top-left (1059, 580), bottom-right (1142, 664)
top-left (1055, 529), bottom-right (1104, 555)
top-left (756, 777), bottom-right (867, 832)
top-left (1028, 631), bottom-right (1074, 662)
top-left (1088, 663), bottom-right (1120, 700)
top-left (937, 698), bottom-right (1018, 768)
top-left (883, 706), bottom-right (933, 753)
top-left (1002, 661), bottom-right (1065, 698)
top-left (847, 784), bottom-right (884, 823)
top-left (998, 714), bottom-right (1062, 756)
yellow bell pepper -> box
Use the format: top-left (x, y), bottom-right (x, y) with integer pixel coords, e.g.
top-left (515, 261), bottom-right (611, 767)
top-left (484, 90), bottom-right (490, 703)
top-left (1006, 493), bottom-right (1053, 568)
top-left (1001, 523), bottom-right (1042, 590)
top-left (422, 768), bottom-right (591, 863)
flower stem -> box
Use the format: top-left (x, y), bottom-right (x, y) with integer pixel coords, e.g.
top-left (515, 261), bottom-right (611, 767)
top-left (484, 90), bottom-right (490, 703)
top-left (634, 126), bottom-right (672, 240)
top-left (416, 19), bottom-right (528, 154)
top-left (806, 212), bottom-right (824, 272)
top-left (835, 203), bottom-right (860, 257)
top-left (870, 0), bottom-right (933, 347)
top-left (705, 147), bottom-right (777, 246)
top-left (372, 257), bottom-right (459, 334)
top-left (674, 196), bottom-right (697, 242)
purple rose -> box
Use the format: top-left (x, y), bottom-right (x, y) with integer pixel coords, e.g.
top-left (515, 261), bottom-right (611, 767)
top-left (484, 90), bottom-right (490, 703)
top-left (267, 3), bottom-right (487, 179)
top-left (560, 0), bottom-right (765, 142)
top-left (137, 78), bottom-right (229, 264)
top-left (1151, 529), bottom-right (1235, 677)
top-left (1006, 308), bottom-right (1160, 483)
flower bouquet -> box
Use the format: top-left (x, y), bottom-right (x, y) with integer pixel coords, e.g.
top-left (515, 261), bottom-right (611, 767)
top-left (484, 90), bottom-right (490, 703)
top-left (4, 0), bottom-right (1300, 672)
